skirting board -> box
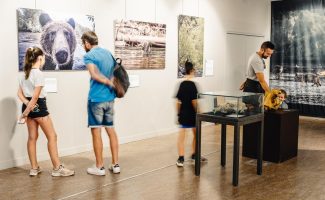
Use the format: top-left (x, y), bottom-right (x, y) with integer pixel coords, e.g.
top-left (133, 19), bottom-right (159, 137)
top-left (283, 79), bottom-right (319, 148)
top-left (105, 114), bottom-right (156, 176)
top-left (0, 127), bottom-right (178, 170)
top-left (0, 123), bottom-right (213, 170)
top-left (0, 144), bottom-right (93, 170)
top-left (119, 127), bottom-right (179, 144)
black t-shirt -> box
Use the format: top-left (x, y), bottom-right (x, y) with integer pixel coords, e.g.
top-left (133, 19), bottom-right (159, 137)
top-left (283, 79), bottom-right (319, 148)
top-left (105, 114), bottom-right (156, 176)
top-left (176, 80), bottom-right (198, 126)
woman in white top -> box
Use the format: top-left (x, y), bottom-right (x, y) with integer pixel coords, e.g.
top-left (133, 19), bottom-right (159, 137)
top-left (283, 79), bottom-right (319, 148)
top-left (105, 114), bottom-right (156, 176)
top-left (18, 47), bottom-right (74, 177)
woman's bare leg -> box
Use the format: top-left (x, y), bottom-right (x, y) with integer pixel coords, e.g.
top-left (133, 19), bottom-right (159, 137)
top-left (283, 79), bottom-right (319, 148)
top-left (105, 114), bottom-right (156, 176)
top-left (36, 115), bottom-right (60, 168)
top-left (26, 118), bottom-right (39, 169)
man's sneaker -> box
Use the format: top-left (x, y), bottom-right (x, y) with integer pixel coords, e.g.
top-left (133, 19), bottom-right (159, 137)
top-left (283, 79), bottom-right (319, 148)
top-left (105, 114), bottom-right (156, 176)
top-left (108, 164), bottom-right (120, 174)
top-left (29, 167), bottom-right (41, 176)
top-left (191, 154), bottom-right (208, 162)
top-left (176, 158), bottom-right (184, 167)
top-left (51, 165), bottom-right (75, 177)
top-left (87, 165), bottom-right (106, 176)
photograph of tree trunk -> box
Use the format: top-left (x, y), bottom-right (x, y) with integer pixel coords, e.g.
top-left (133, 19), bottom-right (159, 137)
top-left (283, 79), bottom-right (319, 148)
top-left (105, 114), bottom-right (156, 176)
top-left (178, 15), bottom-right (204, 78)
top-left (114, 19), bottom-right (166, 70)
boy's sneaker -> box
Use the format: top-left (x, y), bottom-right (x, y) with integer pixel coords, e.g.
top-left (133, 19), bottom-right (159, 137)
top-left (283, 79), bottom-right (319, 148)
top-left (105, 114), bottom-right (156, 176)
top-left (87, 165), bottom-right (106, 176)
top-left (191, 154), bottom-right (208, 162)
top-left (176, 158), bottom-right (184, 167)
top-left (51, 165), bottom-right (75, 177)
top-left (108, 164), bottom-right (121, 174)
top-left (29, 167), bottom-right (41, 176)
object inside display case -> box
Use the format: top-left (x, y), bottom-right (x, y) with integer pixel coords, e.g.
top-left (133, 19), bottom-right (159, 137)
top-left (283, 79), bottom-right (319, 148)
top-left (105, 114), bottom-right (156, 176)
top-left (198, 91), bottom-right (264, 118)
top-left (213, 102), bottom-right (247, 116)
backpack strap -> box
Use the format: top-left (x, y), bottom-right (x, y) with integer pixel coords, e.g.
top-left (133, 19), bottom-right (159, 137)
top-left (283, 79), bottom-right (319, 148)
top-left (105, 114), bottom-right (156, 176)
top-left (116, 58), bottom-right (122, 65)
top-left (110, 54), bottom-right (122, 69)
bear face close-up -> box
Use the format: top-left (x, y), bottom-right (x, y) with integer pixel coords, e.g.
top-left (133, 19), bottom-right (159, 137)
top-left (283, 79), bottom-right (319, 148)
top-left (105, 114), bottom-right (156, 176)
top-left (39, 13), bottom-right (77, 70)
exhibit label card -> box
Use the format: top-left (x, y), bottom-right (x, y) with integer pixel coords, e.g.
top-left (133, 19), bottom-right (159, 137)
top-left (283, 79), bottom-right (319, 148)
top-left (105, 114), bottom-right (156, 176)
top-left (205, 59), bottom-right (214, 76)
top-left (129, 75), bottom-right (140, 88)
top-left (44, 78), bottom-right (58, 93)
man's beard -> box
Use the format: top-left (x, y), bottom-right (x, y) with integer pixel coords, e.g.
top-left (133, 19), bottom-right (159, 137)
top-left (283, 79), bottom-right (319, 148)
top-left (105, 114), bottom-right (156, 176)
top-left (262, 54), bottom-right (268, 59)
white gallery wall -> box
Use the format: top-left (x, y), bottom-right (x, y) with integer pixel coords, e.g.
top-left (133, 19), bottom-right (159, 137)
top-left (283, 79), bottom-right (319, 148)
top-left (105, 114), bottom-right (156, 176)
top-left (0, 0), bottom-right (271, 170)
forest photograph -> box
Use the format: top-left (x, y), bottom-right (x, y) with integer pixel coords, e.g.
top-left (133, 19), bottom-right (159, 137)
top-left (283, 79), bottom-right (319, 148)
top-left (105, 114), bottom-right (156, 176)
top-left (178, 15), bottom-right (204, 78)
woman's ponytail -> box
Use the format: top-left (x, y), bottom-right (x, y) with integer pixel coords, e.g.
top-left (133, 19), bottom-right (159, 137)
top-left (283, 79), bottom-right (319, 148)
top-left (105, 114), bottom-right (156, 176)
top-left (23, 47), bottom-right (44, 79)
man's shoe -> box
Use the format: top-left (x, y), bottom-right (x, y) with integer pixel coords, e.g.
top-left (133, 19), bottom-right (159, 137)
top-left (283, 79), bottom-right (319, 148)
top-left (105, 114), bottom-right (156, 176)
top-left (87, 165), bottom-right (106, 176)
top-left (108, 164), bottom-right (121, 174)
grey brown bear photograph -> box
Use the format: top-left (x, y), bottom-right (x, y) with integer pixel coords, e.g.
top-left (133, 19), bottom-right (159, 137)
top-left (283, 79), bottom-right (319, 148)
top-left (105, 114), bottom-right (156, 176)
top-left (17, 8), bottom-right (95, 71)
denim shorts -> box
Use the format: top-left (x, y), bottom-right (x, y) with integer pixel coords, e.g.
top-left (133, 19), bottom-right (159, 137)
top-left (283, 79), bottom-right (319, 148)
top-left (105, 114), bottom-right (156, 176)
top-left (88, 101), bottom-right (114, 127)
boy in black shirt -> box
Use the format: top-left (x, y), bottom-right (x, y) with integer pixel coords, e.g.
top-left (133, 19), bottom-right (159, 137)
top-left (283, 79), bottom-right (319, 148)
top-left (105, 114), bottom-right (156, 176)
top-left (175, 61), bottom-right (207, 167)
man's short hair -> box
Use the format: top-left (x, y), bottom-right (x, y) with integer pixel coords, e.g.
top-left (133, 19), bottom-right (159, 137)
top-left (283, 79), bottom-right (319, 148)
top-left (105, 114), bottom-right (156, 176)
top-left (261, 41), bottom-right (275, 50)
top-left (81, 31), bottom-right (98, 45)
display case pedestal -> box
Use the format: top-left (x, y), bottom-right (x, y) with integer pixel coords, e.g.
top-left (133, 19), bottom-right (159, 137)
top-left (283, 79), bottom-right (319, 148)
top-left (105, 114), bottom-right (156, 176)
top-left (242, 109), bottom-right (299, 163)
top-left (195, 113), bottom-right (264, 186)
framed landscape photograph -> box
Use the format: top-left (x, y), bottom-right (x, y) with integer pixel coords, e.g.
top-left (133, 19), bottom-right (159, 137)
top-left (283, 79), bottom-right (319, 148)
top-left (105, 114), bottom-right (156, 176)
top-left (114, 19), bottom-right (166, 70)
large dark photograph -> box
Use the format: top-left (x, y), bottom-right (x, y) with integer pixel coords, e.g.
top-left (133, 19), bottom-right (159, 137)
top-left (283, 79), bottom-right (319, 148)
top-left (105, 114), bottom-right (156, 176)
top-left (271, 0), bottom-right (325, 117)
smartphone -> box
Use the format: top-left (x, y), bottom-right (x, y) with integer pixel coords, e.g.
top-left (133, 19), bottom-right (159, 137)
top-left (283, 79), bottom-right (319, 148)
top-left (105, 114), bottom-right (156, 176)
top-left (17, 118), bottom-right (26, 124)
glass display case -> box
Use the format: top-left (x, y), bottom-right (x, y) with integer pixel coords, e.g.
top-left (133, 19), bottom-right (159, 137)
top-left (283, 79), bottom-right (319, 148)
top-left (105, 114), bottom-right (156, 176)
top-left (195, 91), bottom-right (265, 186)
top-left (198, 91), bottom-right (264, 118)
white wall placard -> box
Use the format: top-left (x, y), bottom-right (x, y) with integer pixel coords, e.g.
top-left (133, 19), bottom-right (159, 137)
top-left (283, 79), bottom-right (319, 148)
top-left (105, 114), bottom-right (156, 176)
top-left (129, 75), bottom-right (140, 88)
top-left (44, 78), bottom-right (58, 93)
top-left (205, 59), bottom-right (214, 76)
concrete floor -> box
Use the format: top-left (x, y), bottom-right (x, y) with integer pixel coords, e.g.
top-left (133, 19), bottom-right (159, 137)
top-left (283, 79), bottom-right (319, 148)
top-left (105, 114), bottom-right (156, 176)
top-left (0, 116), bottom-right (325, 200)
